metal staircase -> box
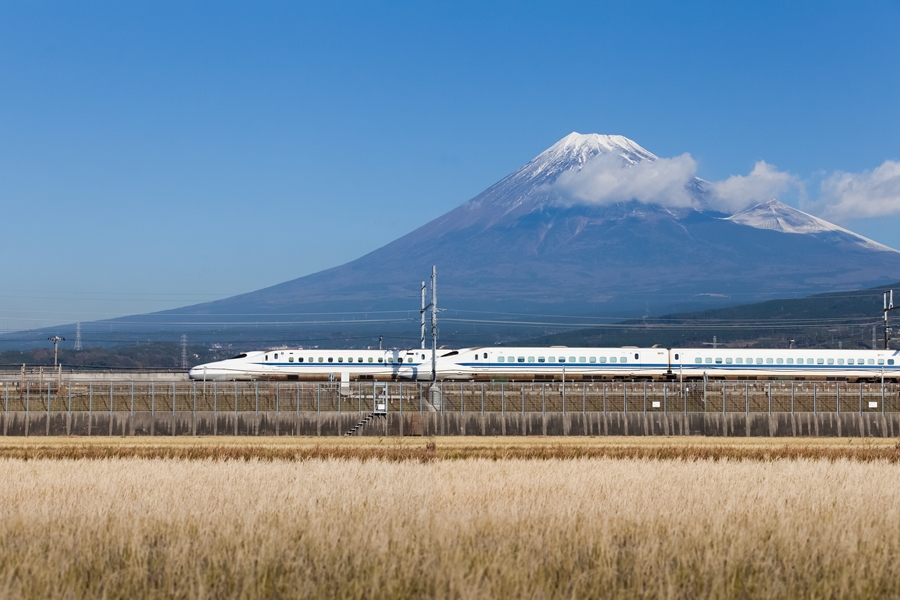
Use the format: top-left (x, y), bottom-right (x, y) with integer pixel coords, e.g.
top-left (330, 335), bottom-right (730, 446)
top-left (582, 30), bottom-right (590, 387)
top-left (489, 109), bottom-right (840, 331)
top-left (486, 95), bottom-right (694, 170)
top-left (345, 412), bottom-right (382, 436)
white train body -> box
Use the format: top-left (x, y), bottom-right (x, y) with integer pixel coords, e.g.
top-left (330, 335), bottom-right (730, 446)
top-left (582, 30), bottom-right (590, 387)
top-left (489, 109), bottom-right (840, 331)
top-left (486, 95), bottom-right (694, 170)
top-left (190, 346), bottom-right (900, 382)
top-left (188, 348), bottom-right (437, 382)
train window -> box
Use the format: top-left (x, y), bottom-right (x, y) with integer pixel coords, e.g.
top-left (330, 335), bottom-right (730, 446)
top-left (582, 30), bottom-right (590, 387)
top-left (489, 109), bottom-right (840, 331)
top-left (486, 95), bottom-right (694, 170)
top-left (766, 358), bottom-right (773, 364)
top-left (569, 357), bottom-right (576, 362)
top-left (756, 358), bottom-right (763, 364)
top-left (368, 358), bottom-right (373, 363)
top-left (483, 353), bottom-right (487, 359)
top-left (498, 356), bottom-right (505, 363)
top-left (538, 357), bottom-right (545, 363)
top-left (715, 358), bottom-right (722, 364)
top-left (827, 358), bottom-right (834, 365)
top-left (288, 357), bottom-right (294, 362)
top-left (776, 358), bottom-right (783, 364)
top-left (837, 359), bottom-right (843, 365)
top-left (847, 358), bottom-right (854, 365)
top-left (816, 358), bottom-right (824, 365)
top-left (378, 358), bottom-right (383, 363)
top-left (578, 357), bottom-right (586, 363)
top-left (634, 353), bottom-right (639, 360)
top-left (589, 357), bottom-right (596, 363)
top-left (786, 358), bottom-right (792, 364)
top-left (265, 355), bottom-right (269, 361)
top-left (868, 359), bottom-right (875, 365)
top-left (328, 357), bottom-right (333, 362)
top-left (518, 357), bottom-right (525, 363)
top-left (559, 357), bottom-right (566, 363)
top-left (548, 357), bottom-right (555, 362)
top-left (599, 357), bottom-right (607, 363)
top-left (610, 357), bottom-right (617, 363)
top-left (388, 357), bottom-right (394, 363)
top-left (889, 359), bottom-right (895, 365)
top-left (620, 357), bottom-right (627, 363)
top-left (318, 357), bottom-right (323, 363)
top-left (474, 354), bottom-right (478, 360)
top-left (356, 357), bottom-right (361, 363)
top-left (274, 353), bottom-right (278, 360)
top-left (695, 358), bottom-right (702, 363)
top-left (338, 357), bottom-right (343, 363)
top-left (527, 357), bottom-right (535, 363)
top-left (726, 358), bottom-right (733, 364)
top-left (674, 353), bottom-right (679, 360)
top-left (705, 357), bottom-right (712, 364)
top-left (746, 358), bottom-right (753, 364)
top-left (878, 359), bottom-right (885, 365)
top-left (736, 358), bottom-right (743, 364)
top-left (298, 358), bottom-right (304, 363)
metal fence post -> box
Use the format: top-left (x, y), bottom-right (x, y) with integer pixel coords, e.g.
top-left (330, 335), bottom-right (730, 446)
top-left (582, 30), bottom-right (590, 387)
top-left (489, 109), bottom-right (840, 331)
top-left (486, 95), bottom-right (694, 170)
top-left (624, 383), bottom-right (627, 414)
top-left (837, 383), bottom-right (840, 414)
top-left (461, 383), bottom-right (465, 414)
top-left (521, 385), bottom-right (525, 415)
top-left (109, 382), bottom-right (113, 416)
top-left (48, 382), bottom-right (52, 416)
top-left (723, 382), bottom-right (726, 415)
top-left (767, 383), bottom-right (771, 414)
top-left (791, 382), bottom-right (794, 413)
top-left (501, 382), bottom-right (505, 415)
top-left (542, 383), bottom-right (545, 416)
top-left (151, 382), bottom-right (155, 416)
top-left (859, 382), bottom-right (863, 414)
top-left (813, 383), bottom-right (817, 414)
top-left (481, 383), bottom-right (485, 415)
top-left (255, 382), bottom-right (259, 415)
top-left (89, 382), bottom-right (92, 413)
top-left (193, 381), bottom-right (197, 416)
top-left (5, 381), bottom-right (8, 413)
top-left (130, 382), bottom-right (134, 415)
top-left (663, 383), bottom-right (667, 413)
top-left (26, 382), bottom-right (29, 415)
top-left (745, 382), bottom-right (748, 414)
top-left (643, 382), bottom-right (646, 413)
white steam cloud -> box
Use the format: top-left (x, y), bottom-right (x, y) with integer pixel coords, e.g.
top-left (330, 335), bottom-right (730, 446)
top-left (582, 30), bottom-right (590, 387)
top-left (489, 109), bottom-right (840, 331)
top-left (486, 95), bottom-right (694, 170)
top-left (816, 160), bottom-right (900, 221)
top-left (549, 151), bottom-right (900, 223)
top-left (707, 161), bottom-right (797, 214)
top-left (552, 153), bottom-right (698, 208)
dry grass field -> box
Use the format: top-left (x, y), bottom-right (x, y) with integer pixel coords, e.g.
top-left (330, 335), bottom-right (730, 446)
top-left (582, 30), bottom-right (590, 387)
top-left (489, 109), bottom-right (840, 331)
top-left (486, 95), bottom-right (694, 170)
top-left (1, 437), bottom-right (899, 599)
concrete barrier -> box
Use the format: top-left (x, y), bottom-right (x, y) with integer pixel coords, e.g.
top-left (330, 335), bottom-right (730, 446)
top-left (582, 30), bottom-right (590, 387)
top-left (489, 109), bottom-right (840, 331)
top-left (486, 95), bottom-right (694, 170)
top-left (1, 411), bottom-right (900, 437)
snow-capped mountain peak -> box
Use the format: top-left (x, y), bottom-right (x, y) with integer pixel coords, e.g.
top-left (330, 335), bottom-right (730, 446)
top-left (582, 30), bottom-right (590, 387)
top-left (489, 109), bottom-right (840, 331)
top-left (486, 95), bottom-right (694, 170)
top-left (726, 199), bottom-right (898, 252)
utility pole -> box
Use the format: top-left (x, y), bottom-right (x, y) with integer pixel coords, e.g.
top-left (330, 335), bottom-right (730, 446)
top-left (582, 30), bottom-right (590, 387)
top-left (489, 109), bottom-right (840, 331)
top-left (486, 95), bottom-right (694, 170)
top-left (884, 290), bottom-right (899, 350)
top-left (47, 336), bottom-right (65, 367)
top-left (420, 281), bottom-right (426, 349)
top-left (431, 266), bottom-right (437, 382)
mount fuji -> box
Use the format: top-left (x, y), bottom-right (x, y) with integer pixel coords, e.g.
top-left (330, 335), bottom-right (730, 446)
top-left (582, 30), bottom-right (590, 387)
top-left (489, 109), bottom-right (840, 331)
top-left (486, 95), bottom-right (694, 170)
top-left (162, 132), bottom-right (898, 323)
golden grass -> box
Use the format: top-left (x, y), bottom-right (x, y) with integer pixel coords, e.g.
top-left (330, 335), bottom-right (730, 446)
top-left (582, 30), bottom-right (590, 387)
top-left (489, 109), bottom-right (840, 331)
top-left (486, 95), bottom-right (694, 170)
top-left (2, 456), bottom-right (900, 598)
top-left (0, 435), bottom-right (899, 462)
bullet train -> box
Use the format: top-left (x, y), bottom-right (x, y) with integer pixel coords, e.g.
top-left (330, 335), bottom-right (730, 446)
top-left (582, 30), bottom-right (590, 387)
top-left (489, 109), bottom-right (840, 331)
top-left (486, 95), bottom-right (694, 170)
top-left (189, 346), bottom-right (900, 382)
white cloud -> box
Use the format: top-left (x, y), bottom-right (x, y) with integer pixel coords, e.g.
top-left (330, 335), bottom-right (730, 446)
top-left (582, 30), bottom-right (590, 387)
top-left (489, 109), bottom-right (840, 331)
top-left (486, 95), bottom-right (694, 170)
top-left (817, 160), bottom-right (900, 221)
top-left (550, 153), bottom-right (699, 208)
top-left (707, 161), bottom-right (797, 213)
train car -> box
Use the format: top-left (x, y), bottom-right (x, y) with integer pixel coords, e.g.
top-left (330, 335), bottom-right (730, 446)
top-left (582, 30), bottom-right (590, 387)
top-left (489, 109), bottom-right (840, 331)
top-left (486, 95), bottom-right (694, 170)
top-left (188, 348), bottom-right (438, 383)
top-left (671, 348), bottom-right (900, 381)
top-left (434, 346), bottom-right (670, 381)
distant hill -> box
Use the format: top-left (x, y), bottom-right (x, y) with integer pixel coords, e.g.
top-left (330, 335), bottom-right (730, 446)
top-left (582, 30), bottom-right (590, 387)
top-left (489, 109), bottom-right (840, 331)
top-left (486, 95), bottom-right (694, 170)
top-left (519, 282), bottom-right (900, 350)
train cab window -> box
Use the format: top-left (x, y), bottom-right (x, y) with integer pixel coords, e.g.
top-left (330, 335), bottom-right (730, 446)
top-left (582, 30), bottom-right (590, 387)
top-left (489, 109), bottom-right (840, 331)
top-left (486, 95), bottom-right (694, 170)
top-left (705, 357), bottom-right (712, 364)
top-left (527, 357), bottom-right (535, 363)
top-left (726, 358), bottom-right (733, 364)
top-left (518, 357), bottom-right (525, 363)
top-left (589, 357), bottom-right (596, 363)
top-left (538, 357), bottom-right (545, 363)
top-left (695, 358), bottom-right (702, 364)
top-left (599, 357), bottom-right (607, 363)
top-left (620, 357), bottom-right (627, 363)
top-left (776, 358), bottom-right (783, 364)
top-left (288, 357), bottom-right (294, 362)
top-left (736, 358), bottom-right (743, 364)
top-left (868, 359), bottom-right (875, 365)
top-left (578, 357), bottom-right (586, 363)
top-left (715, 357), bottom-right (722, 364)
top-left (498, 356), bottom-right (505, 363)
top-left (816, 358), bottom-right (824, 365)
top-left (405, 357), bottom-right (411, 363)
top-left (265, 355), bottom-right (269, 361)
top-left (827, 358), bottom-right (834, 365)
top-left (878, 359), bottom-right (885, 365)
top-left (610, 357), bottom-right (617, 363)
top-left (786, 358), bottom-right (793, 364)
top-left (766, 358), bottom-right (774, 364)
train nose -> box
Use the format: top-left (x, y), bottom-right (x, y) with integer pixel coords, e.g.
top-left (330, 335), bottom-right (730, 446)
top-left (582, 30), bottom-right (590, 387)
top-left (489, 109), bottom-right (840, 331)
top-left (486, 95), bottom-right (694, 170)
top-left (188, 365), bottom-right (228, 381)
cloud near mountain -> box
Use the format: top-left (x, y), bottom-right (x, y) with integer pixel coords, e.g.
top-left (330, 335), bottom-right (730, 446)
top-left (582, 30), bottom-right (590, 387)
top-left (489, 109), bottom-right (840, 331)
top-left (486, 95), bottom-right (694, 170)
top-left (547, 137), bottom-right (899, 221)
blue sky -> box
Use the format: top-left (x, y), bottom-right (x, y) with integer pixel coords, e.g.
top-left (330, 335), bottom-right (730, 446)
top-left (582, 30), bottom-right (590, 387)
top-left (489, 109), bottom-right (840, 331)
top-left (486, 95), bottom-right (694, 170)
top-left (2, 0), bottom-right (899, 331)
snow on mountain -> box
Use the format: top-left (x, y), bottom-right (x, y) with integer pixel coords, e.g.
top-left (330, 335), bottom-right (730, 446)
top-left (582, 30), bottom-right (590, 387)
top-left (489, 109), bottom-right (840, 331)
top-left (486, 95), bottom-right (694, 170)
top-left (726, 200), bottom-right (898, 253)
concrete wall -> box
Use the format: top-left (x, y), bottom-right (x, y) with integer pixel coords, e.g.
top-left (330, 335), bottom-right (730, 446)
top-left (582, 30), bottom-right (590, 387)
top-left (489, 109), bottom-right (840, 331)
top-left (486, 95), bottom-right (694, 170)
top-left (1, 411), bottom-right (899, 437)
